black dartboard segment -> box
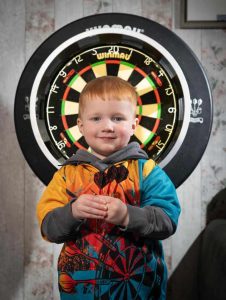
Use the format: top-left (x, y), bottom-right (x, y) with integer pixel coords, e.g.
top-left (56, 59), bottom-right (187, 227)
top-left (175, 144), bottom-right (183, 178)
top-left (14, 13), bottom-right (212, 187)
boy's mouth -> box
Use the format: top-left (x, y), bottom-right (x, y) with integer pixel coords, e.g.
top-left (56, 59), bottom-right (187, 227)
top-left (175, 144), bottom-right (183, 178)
top-left (98, 136), bottom-right (116, 140)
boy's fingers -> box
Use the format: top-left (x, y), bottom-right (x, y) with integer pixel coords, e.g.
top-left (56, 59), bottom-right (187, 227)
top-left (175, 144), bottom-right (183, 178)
top-left (91, 196), bottom-right (109, 208)
top-left (78, 194), bottom-right (108, 211)
top-left (93, 195), bottom-right (107, 204)
top-left (95, 195), bottom-right (112, 204)
top-left (82, 205), bottom-right (107, 217)
top-left (84, 200), bottom-right (108, 211)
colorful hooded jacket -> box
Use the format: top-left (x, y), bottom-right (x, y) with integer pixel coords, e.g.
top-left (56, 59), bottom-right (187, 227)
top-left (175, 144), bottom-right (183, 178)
top-left (37, 142), bottom-right (180, 300)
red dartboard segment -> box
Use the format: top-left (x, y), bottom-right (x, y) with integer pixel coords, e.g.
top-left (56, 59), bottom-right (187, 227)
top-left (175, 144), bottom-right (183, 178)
top-left (134, 66), bottom-right (147, 78)
top-left (105, 60), bottom-right (120, 64)
top-left (78, 65), bottom-right (92, 75)
top-left (61, 114), bottom-right (68, 130)
top-left (63, 86), bottom-right (71, 99)
top-left (151, 71), bottom-right (163, 87)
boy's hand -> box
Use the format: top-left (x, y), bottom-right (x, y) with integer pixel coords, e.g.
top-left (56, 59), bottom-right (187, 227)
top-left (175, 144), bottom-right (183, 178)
top-left (71, 194), bottom-right (108, 220)
top-left (99, 195), bottom-right (129, 227)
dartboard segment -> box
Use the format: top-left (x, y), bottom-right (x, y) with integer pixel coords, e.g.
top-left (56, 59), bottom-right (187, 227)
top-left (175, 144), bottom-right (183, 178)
top-left (106, 61), bottom-right (120, 76)
top-left (118, 62), bottom-right (134, 80)
top-left (140, 103), bottom-right (161, 118)
top-left (69, 74), bottom-right (87, 92)
top-left (92, 61), bottom-right (107, 77)
top-left (65, 125), bottom-right (82, 143)
top-left (61, 100), bottom-right (79, 116)
top-left (135, 77), bottom-right (154, 96)
top-left (134, 124), bottom-right (155, 146)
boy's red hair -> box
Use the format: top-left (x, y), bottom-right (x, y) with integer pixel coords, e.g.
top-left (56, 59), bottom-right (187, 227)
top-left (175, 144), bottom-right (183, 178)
top-left (78, 76), bottom-right (137, 116)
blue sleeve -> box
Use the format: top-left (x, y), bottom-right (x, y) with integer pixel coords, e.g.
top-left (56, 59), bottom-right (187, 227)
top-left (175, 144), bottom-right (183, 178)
top-left (140, 165), bottom-right (181, 229)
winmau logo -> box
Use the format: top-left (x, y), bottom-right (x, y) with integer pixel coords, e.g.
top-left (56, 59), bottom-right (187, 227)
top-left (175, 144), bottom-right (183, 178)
top-left (86, 24), bottom-right (144, 33)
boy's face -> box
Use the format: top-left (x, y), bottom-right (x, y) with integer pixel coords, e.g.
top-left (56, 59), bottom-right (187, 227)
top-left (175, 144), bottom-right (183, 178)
top-left (77, 98), bottom-right (138, 159)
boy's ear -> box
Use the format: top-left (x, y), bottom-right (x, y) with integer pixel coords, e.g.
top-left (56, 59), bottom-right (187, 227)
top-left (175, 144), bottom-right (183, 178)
top-left (131, 117), bottom-right (139, 134)
top-left (77, 117), bottom-right (83, 134)
top-left (132, 117), bottom-right (139, 130)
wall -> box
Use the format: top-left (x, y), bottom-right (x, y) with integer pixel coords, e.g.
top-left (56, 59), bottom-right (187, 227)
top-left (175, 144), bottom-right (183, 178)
top-left (0, 0), bottom-right (225, 299)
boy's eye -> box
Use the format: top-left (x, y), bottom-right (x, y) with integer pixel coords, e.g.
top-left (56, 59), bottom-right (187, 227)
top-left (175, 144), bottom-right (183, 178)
top-left (91, 117), bottom-right (101, 121)
top-left (112, 116), bottom-right (124, 121)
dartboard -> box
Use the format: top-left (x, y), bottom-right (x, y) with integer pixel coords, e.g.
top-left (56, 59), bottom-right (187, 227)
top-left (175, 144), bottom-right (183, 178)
top-left (14, 13), bottom-right (212, 187)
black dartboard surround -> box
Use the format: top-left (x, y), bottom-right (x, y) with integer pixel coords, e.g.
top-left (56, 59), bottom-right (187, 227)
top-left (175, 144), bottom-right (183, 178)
top-left (14, 13), bottom-right (212, 187)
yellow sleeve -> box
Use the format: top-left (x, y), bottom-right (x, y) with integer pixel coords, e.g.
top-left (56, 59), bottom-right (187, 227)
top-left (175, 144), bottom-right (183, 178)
top-left (36, 167), bottom-right (69, 228)
top-left (142, 159), bottom-right (156, 179)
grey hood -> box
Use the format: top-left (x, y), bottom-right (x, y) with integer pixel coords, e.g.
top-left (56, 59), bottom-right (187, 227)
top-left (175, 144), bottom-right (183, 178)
top-left (62, 142), bottom-right (148, 171)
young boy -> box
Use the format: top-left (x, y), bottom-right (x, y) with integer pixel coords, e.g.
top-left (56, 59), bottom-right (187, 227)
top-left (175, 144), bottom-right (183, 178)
top-left (37, 76), bottom-right (180, 300)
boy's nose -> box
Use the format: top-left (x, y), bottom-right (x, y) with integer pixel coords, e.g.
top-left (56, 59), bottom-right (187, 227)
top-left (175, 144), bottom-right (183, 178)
top-left (102, 119), bottom-right (114, 131)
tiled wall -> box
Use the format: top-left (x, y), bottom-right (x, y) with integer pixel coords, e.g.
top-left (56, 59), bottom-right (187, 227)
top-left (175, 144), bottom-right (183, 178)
top-left (0, 0), bottom-right (225, 299)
